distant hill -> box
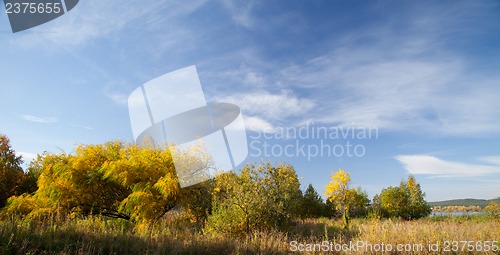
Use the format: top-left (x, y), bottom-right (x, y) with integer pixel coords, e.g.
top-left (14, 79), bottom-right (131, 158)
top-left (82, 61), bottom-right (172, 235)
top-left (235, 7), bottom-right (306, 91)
top-left (428, 198), bottom-right (500, 208)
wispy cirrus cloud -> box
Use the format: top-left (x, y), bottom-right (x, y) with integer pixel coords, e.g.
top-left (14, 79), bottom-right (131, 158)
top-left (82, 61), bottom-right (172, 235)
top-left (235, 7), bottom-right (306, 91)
top-left (212, 1), bottom-right (500, 136)
top-left (21, 114), bottom-right (58, 124)
top-left (104, 91), bottom-right (128, 105)
top-left (216, 90), bottom-right (315, 124)
top-left (13, 0), bottom-right (208, 47)
top-left (68, 123), bottom-right (93, 130)
top-left (278, 31), bottom-right (500, 134)
top-left (395, 155), bottom-right (500, 178)
top-left (219, 0), bottom-right (258, 29)
top-left (480, 156), bottom-right (500, 165)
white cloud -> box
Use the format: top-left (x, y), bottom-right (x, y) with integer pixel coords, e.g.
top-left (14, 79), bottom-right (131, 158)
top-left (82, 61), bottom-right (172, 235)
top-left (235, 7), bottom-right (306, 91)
top-left (17, 151), bottom-right (37, 164)
top-left (219, 66), bottom-right (268, 87)
top-left (104, 91), bottom-right (128, 105)
top-left (220, 0), bottom-right (257, 29)
top-left (207, 1), bottom-right (500, 136)
top-left (218, 0), bottom-right (306, 33)
top-left (243, 116), bottom-right (274, 133)
top-left (395, 155), bottom-right (500, 177)
top-left (274, 12), bottom-right (500, 135)
top-left (21, 114), bottom-right (58, 124)
top-left (69, 123), bottom-right (93, 130)
top-left (216, 90), bottom-right (315, 122)
top-left (480, 156), bottom-right (500, 165)
top-left (13, 0), bottom-right (207, 47)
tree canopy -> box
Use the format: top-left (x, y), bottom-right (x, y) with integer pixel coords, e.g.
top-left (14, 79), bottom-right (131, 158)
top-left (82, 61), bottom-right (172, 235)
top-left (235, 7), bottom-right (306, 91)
top-left (1, 134), bottom-right (437, 228)
top-left (3, 141), bottom-right (211, 222)
top-left (206, 162), bottom-right (301, 235)
top-left (377, 176), bottom-right (431, 220)
top-left (324, 169), bottom-right (369, 227)
top-left (299, 184), bottom-right (328, 218)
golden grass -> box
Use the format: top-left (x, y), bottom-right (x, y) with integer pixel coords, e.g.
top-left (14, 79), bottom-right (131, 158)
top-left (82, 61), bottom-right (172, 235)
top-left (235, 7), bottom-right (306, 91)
top-left (0, 215), bottom-right (498, 254)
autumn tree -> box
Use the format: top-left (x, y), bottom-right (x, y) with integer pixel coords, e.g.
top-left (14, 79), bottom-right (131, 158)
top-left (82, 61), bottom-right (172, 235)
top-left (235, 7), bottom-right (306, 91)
top-left (206, 162), bottom-right (301, 235)
top-left (405, 176), bottom-right (431, 219)
top-left (324, 169), bottom-right (357, 227)
top-left (3, 141), bottom-right (211, 222)
top-left (0, 134), bottom-right (25, 207)
top-left (378, 176), bottom-right (430, 220)
top-left (485, 199), bottom-right (500, 220)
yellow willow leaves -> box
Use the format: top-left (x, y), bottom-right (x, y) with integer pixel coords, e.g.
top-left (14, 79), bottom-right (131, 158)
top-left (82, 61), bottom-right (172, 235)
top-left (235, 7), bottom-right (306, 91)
top-left (2, 140), bottom-right (212, 222)
top-left (153, 175), bottom-right (179, 198)
top-left (120, 191), bottom-right (159, 221)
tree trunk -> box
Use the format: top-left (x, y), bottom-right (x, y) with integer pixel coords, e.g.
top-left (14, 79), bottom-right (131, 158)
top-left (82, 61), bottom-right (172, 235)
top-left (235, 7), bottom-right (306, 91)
top-left (342, 209), bottom-right (349, 228)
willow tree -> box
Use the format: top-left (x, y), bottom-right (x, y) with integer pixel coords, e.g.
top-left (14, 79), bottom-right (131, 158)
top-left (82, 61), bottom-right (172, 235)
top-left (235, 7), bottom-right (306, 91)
top-left (3, 141), bottom-right (211, 222)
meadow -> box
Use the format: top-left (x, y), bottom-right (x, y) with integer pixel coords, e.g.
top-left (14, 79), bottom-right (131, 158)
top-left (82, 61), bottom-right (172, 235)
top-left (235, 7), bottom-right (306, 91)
top-left (0, 214), bottom-right (498, 255)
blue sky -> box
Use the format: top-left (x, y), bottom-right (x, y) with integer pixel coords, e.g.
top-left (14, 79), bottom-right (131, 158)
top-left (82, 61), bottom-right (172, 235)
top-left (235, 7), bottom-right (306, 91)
top-left (1, 0), bottom-right (499, 201)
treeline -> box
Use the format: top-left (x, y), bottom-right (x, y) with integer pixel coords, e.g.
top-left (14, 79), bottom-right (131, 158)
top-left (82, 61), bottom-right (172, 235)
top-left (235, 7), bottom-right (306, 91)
top-left (299, 169), bottom-right (431, 228)
top-left (429, 198), bottom-right (500, 208)
top-left (432, 205), bottom-right (482, 213)
top-left (1, 134), bottom-right (487, 236)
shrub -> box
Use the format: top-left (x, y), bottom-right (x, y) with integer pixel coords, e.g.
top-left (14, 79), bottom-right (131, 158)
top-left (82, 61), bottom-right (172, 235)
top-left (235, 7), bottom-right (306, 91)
top-left (205, 162), bottom-right (301, 236)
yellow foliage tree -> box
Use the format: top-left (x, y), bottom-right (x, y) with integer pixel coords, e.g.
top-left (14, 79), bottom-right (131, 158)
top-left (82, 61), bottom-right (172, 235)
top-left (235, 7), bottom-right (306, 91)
top-left (485, 200), bottom-right (500, 220)
top-left (2, 141), bottom-right (212, 222)
top-left (324, 169), bottom-right (357, 227)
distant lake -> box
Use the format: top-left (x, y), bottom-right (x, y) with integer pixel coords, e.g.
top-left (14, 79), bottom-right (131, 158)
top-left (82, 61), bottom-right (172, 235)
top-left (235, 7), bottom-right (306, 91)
top-left (430, 211), bottom-right (486, 217)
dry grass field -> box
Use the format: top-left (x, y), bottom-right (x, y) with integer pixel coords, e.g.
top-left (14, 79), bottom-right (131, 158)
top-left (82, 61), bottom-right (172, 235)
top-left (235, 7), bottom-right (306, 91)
top-left (0, 214), bottom-right (498, 254)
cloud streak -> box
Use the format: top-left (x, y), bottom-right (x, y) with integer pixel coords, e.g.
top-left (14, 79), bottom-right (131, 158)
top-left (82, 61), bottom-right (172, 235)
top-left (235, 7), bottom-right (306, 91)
top-left (15, 0), bottom-right (205, 46)
top-left (69, 123), bottom-right (93, 130)
top-left (220, 0), bottom-right (258, 29)
top-left (104, 91), bottom-right (128, 105)
top-left (395, 155), bottom-right (500, 178)
top-left (216, 90), bottom-right (315, 125)
top-left (21, 114), bottom-right (58, 124)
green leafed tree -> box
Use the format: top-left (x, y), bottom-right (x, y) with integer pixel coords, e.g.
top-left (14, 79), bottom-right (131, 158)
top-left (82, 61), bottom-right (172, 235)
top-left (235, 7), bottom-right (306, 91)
top-left (378, 176), bottom-right (430, 220)
top-left (405, 176), bottom-right (431, 219)
top-left (350, 187), bottom-right (370, 218)
top-left (206, 162), bottom-right (301, 235)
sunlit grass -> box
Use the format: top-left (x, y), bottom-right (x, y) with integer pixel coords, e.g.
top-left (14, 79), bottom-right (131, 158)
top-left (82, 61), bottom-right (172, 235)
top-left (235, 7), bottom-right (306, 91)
top-left (0, 214), bottom-right (498, 254)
